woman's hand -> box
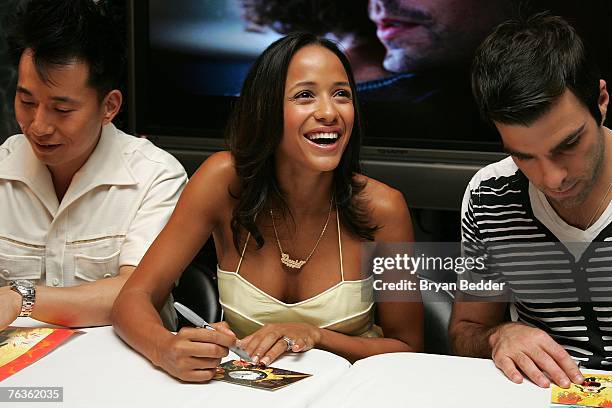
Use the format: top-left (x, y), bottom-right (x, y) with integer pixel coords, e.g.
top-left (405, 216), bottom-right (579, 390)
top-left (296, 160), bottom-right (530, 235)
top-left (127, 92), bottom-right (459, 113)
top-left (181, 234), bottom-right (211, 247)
top-left (240, 322), bottom-right (322, 366)
top-left (155, 322), bottom-right (237, 382)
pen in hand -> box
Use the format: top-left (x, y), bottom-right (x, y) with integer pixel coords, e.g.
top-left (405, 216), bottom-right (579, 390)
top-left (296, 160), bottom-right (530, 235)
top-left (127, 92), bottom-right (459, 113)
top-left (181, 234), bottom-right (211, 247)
top-left (173, 302), bottom-right (253, 363)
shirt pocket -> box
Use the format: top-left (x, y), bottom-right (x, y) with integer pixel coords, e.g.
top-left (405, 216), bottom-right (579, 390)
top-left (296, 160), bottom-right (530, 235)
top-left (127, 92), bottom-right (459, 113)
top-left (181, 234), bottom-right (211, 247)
top-left (0, 238), bottom-right (45, 283)
top-left (74, 250), bottom-right (121, 282)
top-left (69, 236), bottom-right (124, 283)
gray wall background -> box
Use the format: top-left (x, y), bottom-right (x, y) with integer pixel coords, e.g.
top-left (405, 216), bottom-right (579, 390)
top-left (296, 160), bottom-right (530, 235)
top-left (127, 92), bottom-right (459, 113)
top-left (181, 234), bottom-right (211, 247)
top-left (0, 0), bottom-right (20, 144)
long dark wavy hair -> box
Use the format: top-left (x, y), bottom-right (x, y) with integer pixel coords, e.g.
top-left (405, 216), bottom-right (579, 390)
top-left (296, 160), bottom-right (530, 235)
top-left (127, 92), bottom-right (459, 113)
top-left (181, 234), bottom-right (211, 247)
top-left (228, 32), bottom-right (378, 252)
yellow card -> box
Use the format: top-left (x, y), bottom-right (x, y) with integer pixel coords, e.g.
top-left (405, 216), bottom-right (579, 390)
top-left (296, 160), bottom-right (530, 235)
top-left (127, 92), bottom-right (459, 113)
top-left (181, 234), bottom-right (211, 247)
top-left (551, 373), bottom-right (612, 407)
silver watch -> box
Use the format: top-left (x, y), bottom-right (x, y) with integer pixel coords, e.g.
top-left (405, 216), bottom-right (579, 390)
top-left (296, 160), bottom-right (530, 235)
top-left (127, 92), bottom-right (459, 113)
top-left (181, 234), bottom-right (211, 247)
top-left (10, 280), bottom-right (36, 317)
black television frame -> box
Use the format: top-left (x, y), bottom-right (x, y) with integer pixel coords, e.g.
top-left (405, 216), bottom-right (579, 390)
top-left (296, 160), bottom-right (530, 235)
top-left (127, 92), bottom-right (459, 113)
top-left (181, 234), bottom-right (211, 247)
top-left (126, 0), bottom-right (510, 211)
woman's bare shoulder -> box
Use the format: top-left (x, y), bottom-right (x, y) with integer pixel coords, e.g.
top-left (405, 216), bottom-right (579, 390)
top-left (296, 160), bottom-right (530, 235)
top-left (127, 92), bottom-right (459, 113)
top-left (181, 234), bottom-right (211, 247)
top-left (195, 151), bottom-right (236, 178)
top-left (357, 175), bottom-right (408, 216)
top-left (190, 151), bottom-right (239, 191)
top-left (181, 151), bottom-right (240, 211)
top-left (356, 174), bottom-right (413, 241)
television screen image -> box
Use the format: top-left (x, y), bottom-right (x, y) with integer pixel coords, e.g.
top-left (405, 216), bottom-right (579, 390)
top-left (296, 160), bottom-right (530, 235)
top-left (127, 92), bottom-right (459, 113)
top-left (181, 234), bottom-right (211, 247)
top-left (131, 0), bottom-right (612, 152)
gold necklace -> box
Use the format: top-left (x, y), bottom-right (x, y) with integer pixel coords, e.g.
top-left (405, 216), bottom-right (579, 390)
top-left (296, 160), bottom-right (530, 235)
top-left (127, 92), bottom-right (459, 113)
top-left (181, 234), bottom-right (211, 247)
top-left (585, 182), bottom-right (612, 230)
top-left (270, 199), bottom-right (333, 269)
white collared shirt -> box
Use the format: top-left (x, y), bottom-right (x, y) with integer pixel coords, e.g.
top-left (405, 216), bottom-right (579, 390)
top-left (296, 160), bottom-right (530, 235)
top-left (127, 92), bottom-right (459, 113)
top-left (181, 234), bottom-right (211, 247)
top-left (0, 123), bottom-right (187, 324)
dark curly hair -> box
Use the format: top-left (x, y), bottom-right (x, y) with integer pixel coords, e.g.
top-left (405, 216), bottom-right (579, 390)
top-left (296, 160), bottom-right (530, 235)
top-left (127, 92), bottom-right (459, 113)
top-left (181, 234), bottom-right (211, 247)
top-left (241, 0), bottom-right (375, 37)
top-left (228, 32), bottom-right (378, 252)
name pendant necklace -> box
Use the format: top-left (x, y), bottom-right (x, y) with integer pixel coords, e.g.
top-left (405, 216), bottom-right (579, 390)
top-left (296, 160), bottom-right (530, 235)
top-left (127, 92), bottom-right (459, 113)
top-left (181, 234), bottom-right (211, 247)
top-left (270, 198), bottom-right (333, 269)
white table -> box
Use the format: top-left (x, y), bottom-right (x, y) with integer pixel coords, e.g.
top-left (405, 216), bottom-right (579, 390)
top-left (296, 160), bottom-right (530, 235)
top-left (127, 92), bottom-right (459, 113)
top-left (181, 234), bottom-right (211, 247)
top-left (6, 319), bottom-right (595, 408)
top-left (3, 318), bottom-right (350, 408)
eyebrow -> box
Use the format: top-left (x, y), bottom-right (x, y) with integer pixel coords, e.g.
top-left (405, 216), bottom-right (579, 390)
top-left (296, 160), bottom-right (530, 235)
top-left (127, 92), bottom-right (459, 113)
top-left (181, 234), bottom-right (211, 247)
top-left (287, 81), bottom-right (350, 92)
top-left (550, 124), bottom-right (585, 155)
top-left (503, 123), bottom-right (586, 158)
top-left (16, 86), bottom-right (81, 104)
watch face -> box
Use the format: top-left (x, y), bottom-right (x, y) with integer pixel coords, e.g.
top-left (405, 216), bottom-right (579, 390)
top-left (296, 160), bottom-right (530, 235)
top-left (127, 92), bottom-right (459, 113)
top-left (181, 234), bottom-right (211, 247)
top-left (14, 280), bottom-right (34, 289)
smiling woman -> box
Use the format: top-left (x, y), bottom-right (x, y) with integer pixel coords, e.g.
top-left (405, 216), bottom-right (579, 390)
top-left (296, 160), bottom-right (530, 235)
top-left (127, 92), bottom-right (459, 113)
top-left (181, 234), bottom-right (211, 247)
top-left (279, 45), bottom-right (354, 173)
top-left (112, 32), bottom-right (424, 383)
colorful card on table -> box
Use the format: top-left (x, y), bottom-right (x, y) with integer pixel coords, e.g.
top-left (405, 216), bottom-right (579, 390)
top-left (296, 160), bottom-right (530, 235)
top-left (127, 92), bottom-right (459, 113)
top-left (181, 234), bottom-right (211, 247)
top-left (0, 327), bottom-right (78, 382)
top-left (214, 359), bottom-right (311, 391)
top-left (551, 374), bottom-right (612, 407)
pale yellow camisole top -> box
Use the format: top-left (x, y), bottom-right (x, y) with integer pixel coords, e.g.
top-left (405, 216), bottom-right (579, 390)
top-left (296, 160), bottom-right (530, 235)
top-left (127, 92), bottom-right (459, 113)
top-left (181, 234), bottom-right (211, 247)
top-left (217, 212), bottom-right (380, 339)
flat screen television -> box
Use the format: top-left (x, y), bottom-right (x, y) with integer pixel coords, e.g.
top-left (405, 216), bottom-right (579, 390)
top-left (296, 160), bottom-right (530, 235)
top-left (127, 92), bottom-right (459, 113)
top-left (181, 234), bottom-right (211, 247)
top-left (128, 0), bottom-right (611, 154)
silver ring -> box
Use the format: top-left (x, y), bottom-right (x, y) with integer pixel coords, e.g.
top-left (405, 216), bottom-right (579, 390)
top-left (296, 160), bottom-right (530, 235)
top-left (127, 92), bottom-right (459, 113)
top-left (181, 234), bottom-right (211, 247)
top-left (281, 336), bottom-right (295, 351)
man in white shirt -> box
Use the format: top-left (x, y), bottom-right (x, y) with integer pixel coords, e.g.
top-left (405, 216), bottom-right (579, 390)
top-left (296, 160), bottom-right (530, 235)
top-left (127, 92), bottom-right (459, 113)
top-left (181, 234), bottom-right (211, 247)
top-left (449, 14), bottom-right (611, 388)
top-left (0, 0), bottom-right (187, 329)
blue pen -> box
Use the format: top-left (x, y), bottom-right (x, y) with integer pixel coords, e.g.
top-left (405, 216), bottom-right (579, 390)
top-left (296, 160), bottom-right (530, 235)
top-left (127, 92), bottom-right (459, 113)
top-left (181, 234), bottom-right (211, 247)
top-left (173, 302), bottom-right (253, 362)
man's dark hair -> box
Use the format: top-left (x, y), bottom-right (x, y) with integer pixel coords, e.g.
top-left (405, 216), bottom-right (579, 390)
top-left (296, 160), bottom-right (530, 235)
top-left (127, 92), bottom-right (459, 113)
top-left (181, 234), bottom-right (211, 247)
top-left (228, 32), bottom-right (377, 252)
top-left (471, 13), bottom-right (602, 126)
top-left (7, 0), bottom-right (125, 100)
top-left (241, 0), bottom-right (374, 37)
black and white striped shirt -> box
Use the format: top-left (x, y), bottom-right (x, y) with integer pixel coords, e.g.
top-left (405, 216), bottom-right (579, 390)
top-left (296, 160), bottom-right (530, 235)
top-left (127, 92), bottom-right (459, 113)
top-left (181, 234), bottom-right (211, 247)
top-left (461, 157), bottom-right (612, 369)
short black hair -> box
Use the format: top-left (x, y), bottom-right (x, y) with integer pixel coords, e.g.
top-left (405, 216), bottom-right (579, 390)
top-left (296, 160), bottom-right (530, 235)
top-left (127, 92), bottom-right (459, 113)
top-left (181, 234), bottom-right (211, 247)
top-left (471, 13), bottom-right (602, 126)
top-left (7, 0), bottom-right (125, 100)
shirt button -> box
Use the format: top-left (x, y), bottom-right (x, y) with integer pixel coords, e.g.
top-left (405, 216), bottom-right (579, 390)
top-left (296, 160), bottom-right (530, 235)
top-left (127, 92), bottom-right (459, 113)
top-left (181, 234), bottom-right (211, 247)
top-left (1, 269), bottom-right (9, 278)
top-left (103, 273), bottom-right (112, 279)
top-left (52, 278), bottom-right (60, 286)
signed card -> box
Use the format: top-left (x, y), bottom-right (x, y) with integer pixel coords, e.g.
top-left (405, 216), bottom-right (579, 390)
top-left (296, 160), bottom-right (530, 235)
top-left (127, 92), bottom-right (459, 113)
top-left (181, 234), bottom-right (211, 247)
top-left (214, 360), bottom-right (311, 391)
top-left (551, 373), bottom-right (612, 407)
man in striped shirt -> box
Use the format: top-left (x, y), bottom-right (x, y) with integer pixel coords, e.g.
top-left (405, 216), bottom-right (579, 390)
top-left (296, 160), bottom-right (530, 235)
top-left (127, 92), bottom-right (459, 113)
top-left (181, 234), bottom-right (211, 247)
top-left (449, 14), bottom-right (611, 389)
